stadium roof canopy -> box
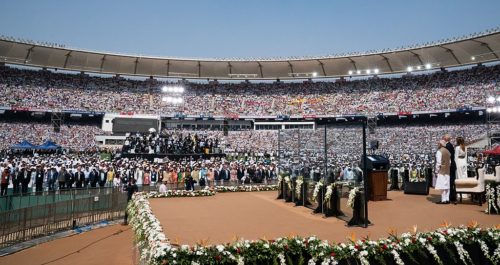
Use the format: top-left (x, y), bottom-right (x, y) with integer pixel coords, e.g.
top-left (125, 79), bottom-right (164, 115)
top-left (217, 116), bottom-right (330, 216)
top-left (1, 28), bottom-right (500, 80)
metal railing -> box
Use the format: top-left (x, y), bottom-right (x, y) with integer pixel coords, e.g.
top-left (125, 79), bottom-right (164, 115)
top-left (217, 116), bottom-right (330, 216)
top-left (0, 187), bottom-right (127, 249)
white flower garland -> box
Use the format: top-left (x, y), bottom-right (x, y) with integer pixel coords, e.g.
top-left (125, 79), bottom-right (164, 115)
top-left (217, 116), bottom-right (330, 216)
top-left (454, 241), bottom-right (473, 265)
top-left (295, 176), bottom-right (304, 198)
top-left (493, 244), bottom-right (500, 264)
top-left (347, 187), bottom-right (360, 209)
top-left (284, 176), bottom-right (292, 190)
top-left (278, 253), bottom-right (286, 265)
top-left (391, 250), bottom-right (405, 265)
top-left (477, 239), bottom-right (492, 262)
top-left (324, 184), bottom-right (335, 203)
top-left (312, 180), bottom-right (324, 200)
top-left (277, 175), bottom-right (283, 187)
top-left (215, 185), bottom-right (278, 192)
top-left (485, 184), bottom-right (499, 214)
top-left (358, 250), bottom-right (370, 265)
top-left (497, 185), bottom-right (500, 213)
top-left (425, 244), bottom-right (443, 265)
top-left (146, 188), bottom-right (216, 198)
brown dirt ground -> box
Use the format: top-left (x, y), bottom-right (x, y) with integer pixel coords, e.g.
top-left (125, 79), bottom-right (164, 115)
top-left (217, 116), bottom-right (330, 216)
top-left (0, 224), bottom-right (135, 265)
top-left (1, 189), bottom-right (498, 265)
top-left (149, 189), bottom-right (500, 245)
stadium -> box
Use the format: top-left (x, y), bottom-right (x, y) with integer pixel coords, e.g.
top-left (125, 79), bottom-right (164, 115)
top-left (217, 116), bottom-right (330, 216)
top-left (0, 2), bottom-right (500, 265)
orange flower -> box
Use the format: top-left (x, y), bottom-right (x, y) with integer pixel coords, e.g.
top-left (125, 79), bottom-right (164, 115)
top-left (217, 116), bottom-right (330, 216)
top-left (440, 220), bottom-right (451, 228)
top-left (467, 220), bottom-right (479, 229)
top-left (348, 232), bottom-right (357, 242)
top-left (387, 227), bottom-right (398, 237)
top-left (412, 225), bottom-right (418, 234)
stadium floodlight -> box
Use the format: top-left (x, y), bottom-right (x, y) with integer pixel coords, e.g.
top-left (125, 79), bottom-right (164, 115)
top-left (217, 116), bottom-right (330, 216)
top-left (161, 86), bottom-right (168, 93)
top-left (366, 69), bottom-right (371, 74)
top-left (312, 72), bottom-right (318, 77)
top-left (178, 86), bottom-right (185, 93)
top-left (348, 70), bottom-right (353, 75)
top-left (487, 96), bottom-right (495, 103)
top-left (356, 70), bottom-right (361, 75)
top-left (407, 66), bottom-right (413, 72)
top-left (496, 96), bottom-right (500, 102)
top-left (487, 108), bottom-right (492, 113)
top-left (471, 56), bottom-right (476, 61)
top-left (374, 69), bottom-right (379, 74)
top-left (425, 63), bottom-right (432, 69)
top-left (417, 66), bottom-right (422, 70)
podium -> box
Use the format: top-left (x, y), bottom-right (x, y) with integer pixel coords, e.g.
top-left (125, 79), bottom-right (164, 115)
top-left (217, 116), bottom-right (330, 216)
top-left (368, 170), bottom-right (388, 201)
top-left (361, 155), bottom-right (390, 201)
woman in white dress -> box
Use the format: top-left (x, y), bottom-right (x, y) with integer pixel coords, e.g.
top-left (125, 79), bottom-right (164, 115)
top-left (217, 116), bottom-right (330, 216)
top-left (455, 136), bottom-right (467, 179)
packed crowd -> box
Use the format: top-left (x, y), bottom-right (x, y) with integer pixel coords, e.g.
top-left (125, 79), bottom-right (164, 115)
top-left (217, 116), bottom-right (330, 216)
top-left (0, 64), bottom-right (499, 116)
top-left (0, 153), bottom-right (279, 195)
top-left (122, 130), bottom-right (221, 154)
top-left (0, 122), bottom-right (104, 152)
top-left (0, 121), bottom-right (495, 195)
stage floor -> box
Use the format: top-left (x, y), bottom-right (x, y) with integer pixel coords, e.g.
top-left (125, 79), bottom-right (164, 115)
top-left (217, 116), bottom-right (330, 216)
top-left (150, 189), bottom-right (500, 245)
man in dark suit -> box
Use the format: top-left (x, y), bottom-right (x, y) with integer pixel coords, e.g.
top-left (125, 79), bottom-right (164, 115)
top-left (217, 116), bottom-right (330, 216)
top-left (74, 166), bottom-right (85, 189)
top-left (12, 165), bottom-right (21, 194)
top-left (18, 165), bottom-right (31, 194)
top-left (444, 134), bottom-right (457, 204)
top-left (237, 166), bottom-right (245, 183)
top-left (46, 165), bottom-right (58, 192)
top-left (65, 168), bottom-right (74, 189)
top-left (219, 165), bottom-right (230, 183)
top-left (34, 165), bottom-right (45, 194)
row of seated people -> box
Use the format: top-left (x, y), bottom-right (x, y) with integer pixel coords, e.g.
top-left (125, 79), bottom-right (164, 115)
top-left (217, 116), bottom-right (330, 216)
top-left (122, 130), bottom-right (221, 154)
top-left (0, 64), bottom-right (499, 116)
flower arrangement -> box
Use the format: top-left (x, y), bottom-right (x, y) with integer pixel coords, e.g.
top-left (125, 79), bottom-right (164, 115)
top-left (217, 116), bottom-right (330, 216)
top-left (485, 182), bottom-right (500, 214)
top-left (409, 169), bottom-right (426, 182)
top-left (128, 194), bottom-right (500, 265)
top-left (323, 183), bottom-right (336, 203)
top-left (284, 176), bottom-right (292, 190)
top-left (215, 185), bottom-right (278, 193)
top-left (312, 180), bottom-right (324, 200)
top-left (144, 188), bottom-right (216, 198)
top-left (347, 187), bottom-right (360, 209)
top-left (295, 176), bottom-right (304, 198)
top-left (277, 174), bottom-right (284, 187)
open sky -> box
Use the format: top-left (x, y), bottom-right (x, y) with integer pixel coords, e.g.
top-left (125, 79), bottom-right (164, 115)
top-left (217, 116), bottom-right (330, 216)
top-left (0, 1), bottom-right (499, 59)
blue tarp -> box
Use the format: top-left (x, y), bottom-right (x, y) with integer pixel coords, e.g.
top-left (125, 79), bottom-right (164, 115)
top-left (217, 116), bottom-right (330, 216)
top-left (11, 140), bottom-right (37, 150)
top-left (36, 140), bottom-right (61, 150)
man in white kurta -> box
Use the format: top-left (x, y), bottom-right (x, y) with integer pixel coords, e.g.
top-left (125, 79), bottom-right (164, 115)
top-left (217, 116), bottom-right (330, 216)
top-left (435, 140), bottom-right (451, 204)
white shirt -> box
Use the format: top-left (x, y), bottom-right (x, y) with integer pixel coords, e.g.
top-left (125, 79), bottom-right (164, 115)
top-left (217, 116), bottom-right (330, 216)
top-left (435, 150), bottom-right (441, 175)
top-left (159, 183), bottom-right (168, 193)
